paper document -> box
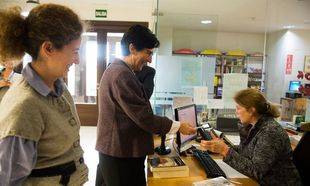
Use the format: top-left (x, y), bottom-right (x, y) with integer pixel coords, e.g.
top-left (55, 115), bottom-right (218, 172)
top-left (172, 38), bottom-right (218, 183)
top-left (224, 135), bottom-right (240, 146)
top-left (207, 99), bottom-right (224, 109)
top-left (194, 86), bottom-right (208, 105)
top-left (173, 96), bottom-right (193, 109)
top-left (193, 176), bottom-right (235, 186)
top-left (215, 160), bottom-right (248, 179)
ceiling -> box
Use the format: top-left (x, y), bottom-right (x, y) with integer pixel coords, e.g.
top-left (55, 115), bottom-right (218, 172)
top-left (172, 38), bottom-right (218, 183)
top-left (157, 0), bottom-right (310, 33)
top-left (1, 0), bottom-right (310, 33)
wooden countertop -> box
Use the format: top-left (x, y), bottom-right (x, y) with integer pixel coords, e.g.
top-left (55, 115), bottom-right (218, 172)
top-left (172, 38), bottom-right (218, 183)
top-left (147, 136), bottom-right (258, 186)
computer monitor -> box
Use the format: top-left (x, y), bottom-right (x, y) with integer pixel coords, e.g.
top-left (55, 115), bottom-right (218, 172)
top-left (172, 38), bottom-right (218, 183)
top-left (216, 117), bottom-right (240, 133)
top-left (217, 87), bottom-right (222, 97)
top-left (289, 81), bottom-right (301, 92)
top-left (175, 104), bottom-right (198, 152)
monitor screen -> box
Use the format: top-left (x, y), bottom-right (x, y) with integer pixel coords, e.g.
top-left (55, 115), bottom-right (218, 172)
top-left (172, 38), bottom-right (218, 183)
top-left (175, 104), bottom-right (198, 151)
top-left (216, 117), bottom-right (240, 132)
top-left (289, 81), bottom-right (301, 92)
top-left (217, 87), bottom-right (222, 96)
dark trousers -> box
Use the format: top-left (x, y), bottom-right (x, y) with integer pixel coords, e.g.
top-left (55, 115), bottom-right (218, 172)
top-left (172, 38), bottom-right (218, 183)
top-left (96, 152), bottom-right (146, 186)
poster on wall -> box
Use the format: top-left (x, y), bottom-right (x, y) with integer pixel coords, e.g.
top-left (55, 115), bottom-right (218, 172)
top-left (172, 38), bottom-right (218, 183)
top-left (222, 73), bottom-right (248, 109)
top-left (285, 54), bottom-right (293, 75)
top-left (304, 56), bottom-right (310, 73)
top-left (173, 96), bottom-right (193, 109)
top-left (181, 61), bottom-right (202, 86)
top-left (193, 86), bottom-right (208, 105)
top-left (207, 99), bottom-right (224, 109)
top-left (280, 98), bottom-right (294, 121)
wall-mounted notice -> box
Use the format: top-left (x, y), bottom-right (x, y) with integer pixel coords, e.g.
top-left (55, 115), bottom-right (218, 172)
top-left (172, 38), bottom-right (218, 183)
top-left (173, 96), bottom-right (193, 109)
top-left (95, 9), bottom-right (107, 18)
top-left (285, 54), bottom-right (293, 75)
top-left (222, 73), bottom-right (248, 109)
top-left (207, 99), bottom-right (224, 109)
top-left (194, 86), bottom-right (208, 105)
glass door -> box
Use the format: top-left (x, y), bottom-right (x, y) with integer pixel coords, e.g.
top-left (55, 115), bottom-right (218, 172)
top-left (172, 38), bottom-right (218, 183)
top-left (106, 32), bottom-right (124, 66)
top-left (68, 32), bottom-right (98, 104)
top-left (67, 32), bottom-right (100, 125)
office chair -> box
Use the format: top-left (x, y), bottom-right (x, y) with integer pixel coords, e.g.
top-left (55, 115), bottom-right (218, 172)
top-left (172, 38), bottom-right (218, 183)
top-left (292, 123), bottom-right (310, 185)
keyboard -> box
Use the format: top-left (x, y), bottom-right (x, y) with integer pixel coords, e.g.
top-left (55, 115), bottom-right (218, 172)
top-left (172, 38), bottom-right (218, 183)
top-left (193, 149), bottom-right (227, 178)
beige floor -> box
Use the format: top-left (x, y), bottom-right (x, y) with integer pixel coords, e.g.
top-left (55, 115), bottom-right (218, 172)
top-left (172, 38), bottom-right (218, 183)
top-left (80, 126), bottom-right (149, 186)
top-left (80, 126), bottom-right (98, 186)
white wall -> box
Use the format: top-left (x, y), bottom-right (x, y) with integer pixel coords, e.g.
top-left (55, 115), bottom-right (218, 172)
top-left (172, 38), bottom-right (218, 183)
top-left (0, 0), bottom-right (155, 27)
top-left (157, 27), bottom-right (173, 55)
top-left (67, 3), bottom-right (153, 23)
top-left (266, 30), bottom-right (310, 103)
top-left (172, 29), bottom-right (265, 53)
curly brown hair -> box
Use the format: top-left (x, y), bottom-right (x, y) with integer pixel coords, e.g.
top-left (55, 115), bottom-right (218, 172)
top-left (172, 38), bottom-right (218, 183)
top-left (0, 7), bottom-right (25, 65)
top-left (0, 4), bottom-right (83, 65)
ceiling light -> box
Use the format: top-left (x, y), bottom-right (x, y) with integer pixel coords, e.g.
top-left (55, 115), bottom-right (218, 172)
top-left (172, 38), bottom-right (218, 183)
top-left (201, 20), bottom-right (212, 24)
top-left (283, 25), bottom-right (295, 29)
top-left (21, 0), bottom-right (40, 17)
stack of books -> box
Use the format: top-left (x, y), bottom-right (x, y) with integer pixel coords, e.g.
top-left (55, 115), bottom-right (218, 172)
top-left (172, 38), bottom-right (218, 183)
top-left (149, 156), bottom-right (189, 178)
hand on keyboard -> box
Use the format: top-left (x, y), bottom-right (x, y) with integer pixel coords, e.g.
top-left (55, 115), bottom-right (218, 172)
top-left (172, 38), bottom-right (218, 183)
top-left (192, 149), bottom-right (227, 178)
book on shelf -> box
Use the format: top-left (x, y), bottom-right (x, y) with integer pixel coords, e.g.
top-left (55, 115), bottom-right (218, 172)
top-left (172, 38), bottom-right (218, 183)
top-left (149, 156), bottom-right (189, 178)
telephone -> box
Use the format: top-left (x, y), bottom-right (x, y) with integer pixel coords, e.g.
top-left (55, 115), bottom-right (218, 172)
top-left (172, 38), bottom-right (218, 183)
top-left (210, 128), bottom-right (235, 147)
top-left (209, 128), bottom-right (235, 147)
top-left (197, 128), bottom-right (212, 141)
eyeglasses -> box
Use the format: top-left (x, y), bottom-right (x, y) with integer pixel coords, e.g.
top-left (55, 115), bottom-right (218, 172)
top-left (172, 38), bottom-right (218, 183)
top-left (145, 50), bottom-right (154, 56)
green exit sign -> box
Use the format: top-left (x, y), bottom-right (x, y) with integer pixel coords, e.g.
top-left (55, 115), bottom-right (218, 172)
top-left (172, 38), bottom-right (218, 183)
top-left (95, 9), bottom-right (107, 18)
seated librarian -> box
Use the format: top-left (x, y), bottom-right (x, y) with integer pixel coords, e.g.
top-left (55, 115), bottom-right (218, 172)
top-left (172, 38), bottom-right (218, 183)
top-left (201, 89), bottom-right (302, 185)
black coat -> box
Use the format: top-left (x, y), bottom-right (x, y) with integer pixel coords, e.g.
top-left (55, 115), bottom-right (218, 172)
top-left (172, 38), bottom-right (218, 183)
top-left (135, 65), bottom-right (155, 99)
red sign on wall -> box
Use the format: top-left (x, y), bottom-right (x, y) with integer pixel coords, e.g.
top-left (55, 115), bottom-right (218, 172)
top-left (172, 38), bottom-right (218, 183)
top-left (285, 54), bottom-right (293, 75)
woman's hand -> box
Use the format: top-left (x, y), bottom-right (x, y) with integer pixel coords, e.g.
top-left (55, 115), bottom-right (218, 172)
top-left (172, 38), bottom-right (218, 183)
top-left (179, 122), bottom-right (196, 135)
top-left (0, 80), bottom-right (11, 88)
top-left (200, 135), bottom-right (230, 157)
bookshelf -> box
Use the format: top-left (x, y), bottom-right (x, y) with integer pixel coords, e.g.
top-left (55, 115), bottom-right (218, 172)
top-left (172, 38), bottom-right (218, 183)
top-left (213, 54), bottom-right (265, 98)
top-left (214, 55), bottom-right (246, 98)
top-left (246, 55), bottom-right (265, 92)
